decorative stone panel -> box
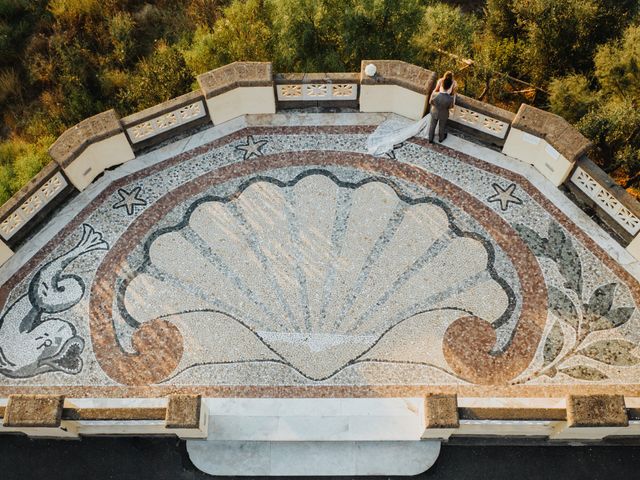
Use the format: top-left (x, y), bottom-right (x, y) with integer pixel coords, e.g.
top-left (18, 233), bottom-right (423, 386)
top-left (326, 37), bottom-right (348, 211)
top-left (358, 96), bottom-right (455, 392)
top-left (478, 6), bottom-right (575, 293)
top-left (0, 169), bottom-right (68, 241)
top-left (571, 166), bottom-right (640, 235)
top-left (451, 105), bottom-right (510, 139)
top-left (126, 100), bottom-right (206, 144)
top-left (277, 83), bottom-right (358, 101)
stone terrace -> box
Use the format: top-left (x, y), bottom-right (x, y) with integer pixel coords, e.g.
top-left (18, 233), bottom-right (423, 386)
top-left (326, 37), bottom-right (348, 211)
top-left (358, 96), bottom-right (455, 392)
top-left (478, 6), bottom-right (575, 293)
top-left (1, 62), bottom-right (640, 446)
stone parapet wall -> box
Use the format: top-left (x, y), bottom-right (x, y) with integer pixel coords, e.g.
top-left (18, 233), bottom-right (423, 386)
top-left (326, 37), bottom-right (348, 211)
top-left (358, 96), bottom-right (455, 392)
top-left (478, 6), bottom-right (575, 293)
top-left (121, 90), bottom-right (210, 150)
top-left (359, 60), bottom-right (437, 95)
top-left (0, 395), bottom-right (207, 438)
top-left (197, 61), bottom-right (273, 98)
top-left (512, 103), bottom-right (592, 163)
top-left (275, 72), bottom-right (360, 108)
top-left (49, 110), bottom-right (123, 168)
top-left (1, 394), bottom-right (638, 441)
top-left (568, 157), bottom-right (640, 243)
top-left (0, 162), bottom-right (73, 249)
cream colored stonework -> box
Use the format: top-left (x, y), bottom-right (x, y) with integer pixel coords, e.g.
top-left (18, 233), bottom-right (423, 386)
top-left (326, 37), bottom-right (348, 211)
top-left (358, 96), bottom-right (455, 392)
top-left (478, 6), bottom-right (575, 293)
top-left (206, 87), bottom-right (276, 126)
top-left (0, 239), bottom-right (13, 266)
top-left (359, 85), bottom-right (427, 120)
top-left (502, 127), bottom-right (574, 186)
top-left (62, 133), bottom-right (135, 191)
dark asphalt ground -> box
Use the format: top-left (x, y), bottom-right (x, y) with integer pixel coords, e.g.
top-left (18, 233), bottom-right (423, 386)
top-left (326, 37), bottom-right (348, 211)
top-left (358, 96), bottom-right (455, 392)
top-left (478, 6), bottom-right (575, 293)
top-left (1, 435), bottom-right (640, 479)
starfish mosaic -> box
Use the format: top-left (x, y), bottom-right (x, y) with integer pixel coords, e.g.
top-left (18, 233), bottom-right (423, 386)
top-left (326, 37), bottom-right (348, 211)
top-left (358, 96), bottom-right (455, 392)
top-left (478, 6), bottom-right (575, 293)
top-left (487, 182), bottom-right (523, 211)
top-left (235, 135), bottom-right (268, 160)
top-left (112, 187), bottom-right (147, 215)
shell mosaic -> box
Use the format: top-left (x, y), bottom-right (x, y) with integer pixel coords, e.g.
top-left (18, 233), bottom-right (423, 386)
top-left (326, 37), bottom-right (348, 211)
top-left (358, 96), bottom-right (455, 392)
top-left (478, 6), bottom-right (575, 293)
top-left (1, 125), bottom-right (639, 397)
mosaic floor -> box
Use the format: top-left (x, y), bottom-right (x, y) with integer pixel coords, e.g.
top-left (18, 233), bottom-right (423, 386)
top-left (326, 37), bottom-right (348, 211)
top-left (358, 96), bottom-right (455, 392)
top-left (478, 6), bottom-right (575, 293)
top-left (1, 122), bottom-right (640, 397)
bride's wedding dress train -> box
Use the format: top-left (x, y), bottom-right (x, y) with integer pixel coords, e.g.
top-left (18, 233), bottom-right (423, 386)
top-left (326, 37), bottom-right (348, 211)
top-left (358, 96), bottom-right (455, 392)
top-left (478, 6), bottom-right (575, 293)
top-left (366, 114), bottom-right (431, 156)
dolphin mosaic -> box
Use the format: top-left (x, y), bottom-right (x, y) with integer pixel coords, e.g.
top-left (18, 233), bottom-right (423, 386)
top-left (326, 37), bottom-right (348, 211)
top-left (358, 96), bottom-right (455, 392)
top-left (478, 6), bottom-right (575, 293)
top-left (0, 224), bottom-right (108, 378)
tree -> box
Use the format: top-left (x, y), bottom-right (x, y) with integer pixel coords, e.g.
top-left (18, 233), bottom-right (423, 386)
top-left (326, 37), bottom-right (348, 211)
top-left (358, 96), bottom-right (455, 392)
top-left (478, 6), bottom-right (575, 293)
top-left (341, 0), bottom-right (422, 67)
top-left (118, 42), bottom-right (193, 112)
top-left (594, 25), bottom-right (640, 103)
top-left (268, 0), bottom-right (345, 72)
top-left (208, 0), bottom-right (273, 66)
top-left (548, 74), bottom-right (596, 124)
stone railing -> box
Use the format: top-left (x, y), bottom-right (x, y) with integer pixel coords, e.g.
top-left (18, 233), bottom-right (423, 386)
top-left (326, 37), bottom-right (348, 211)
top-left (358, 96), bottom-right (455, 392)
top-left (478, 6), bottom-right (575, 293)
top-left (275, 72), bottom-right (359, 108)
top-left (449, 94), bottom-right (515, 146)
top-left (0, 394), bottom-right (206, 438)
top-left (121, 90), bottom-right (209, 151)
top-left (1, 59), bottom-right (640, 267)
top-left (568, 157), bottom-right (640, 243)
top-left (1, 393), bottom-right (638, 441)
top-left (0, 162), bottom-right (73, 248)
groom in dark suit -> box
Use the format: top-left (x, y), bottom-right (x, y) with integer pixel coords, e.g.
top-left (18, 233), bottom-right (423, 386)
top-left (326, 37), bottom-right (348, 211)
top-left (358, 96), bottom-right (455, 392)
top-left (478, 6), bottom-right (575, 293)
top-left (428, 90), bottom-right (454, 143)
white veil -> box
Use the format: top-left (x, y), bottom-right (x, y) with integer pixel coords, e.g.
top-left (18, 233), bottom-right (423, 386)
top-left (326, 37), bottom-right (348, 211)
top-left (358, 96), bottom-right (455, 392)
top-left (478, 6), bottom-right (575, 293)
top-left (366, 114), bottom-right (431, 156)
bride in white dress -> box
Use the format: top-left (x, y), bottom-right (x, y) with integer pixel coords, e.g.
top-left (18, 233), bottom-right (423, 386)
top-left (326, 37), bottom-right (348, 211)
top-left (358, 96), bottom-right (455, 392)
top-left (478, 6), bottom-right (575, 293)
top-left (366, 71), bottom-right (457, 156)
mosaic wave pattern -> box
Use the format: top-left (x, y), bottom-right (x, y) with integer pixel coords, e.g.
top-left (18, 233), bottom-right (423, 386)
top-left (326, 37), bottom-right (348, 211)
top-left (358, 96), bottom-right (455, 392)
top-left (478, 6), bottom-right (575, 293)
top-left (0, 125), bottom-right (639, 396)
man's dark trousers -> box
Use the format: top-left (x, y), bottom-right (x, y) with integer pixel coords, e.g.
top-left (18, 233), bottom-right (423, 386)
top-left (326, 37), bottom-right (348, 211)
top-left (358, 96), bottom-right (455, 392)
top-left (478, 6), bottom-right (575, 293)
top-left (428, 91), bottom-right (454, 142)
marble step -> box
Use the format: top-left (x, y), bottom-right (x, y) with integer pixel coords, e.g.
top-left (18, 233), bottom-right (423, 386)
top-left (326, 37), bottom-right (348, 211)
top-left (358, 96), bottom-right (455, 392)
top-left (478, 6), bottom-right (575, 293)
top-left (186, 440), bottom-right (441, 476)
top-left (203, 398), bottom-right (425, 441)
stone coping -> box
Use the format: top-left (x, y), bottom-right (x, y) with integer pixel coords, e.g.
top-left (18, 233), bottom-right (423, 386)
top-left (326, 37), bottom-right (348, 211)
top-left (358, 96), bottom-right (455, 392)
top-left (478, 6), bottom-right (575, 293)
top-left (165, 394), bottom-right (202, 429)
top-left (574, 157), bottom-right (640, 220)
top-left (360, 60), bottom-right (436, 95)
top-left (512, 103), bottom-right (592, 162)
top-left (48, 109), bottom-right (123, 168)
top-left (0, 396), bottom-right (637, 424)
top-left (274, 72), bottom-right (360, 84)
top-left (455, 94), bottom-right (516, 124)
top-left (0, 161), bottom-right (61, 220)
top-left (197, 61), bottom-right (273, 99)
top-left (566, 395), bottom-right (629, 428)
top-left (120, 90), bottom-right (205, 128)
top-left (3, 395), bottom-right (64, 427)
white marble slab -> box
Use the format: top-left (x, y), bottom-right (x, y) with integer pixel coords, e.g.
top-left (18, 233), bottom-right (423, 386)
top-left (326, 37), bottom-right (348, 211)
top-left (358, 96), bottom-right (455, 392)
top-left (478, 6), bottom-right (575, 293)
top-left (186, 440), bottom-right (441, 476)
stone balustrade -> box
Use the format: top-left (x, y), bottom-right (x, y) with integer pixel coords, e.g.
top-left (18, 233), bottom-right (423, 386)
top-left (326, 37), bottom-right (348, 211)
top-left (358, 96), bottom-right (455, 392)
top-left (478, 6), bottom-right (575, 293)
top-left (197, 61), bottom-right (275, 125)
top-left (568, 157), bottom-right (640, 244)
top-left (121, 90), bottom-right (210, 151)
top-left (449, 94), bottom-right (515, 146)
top-left (0, 394), bottom-right (207, 438)
top-left (1, 394), bottom-right (637, 441)
top-left (0, 162), bottom-right (73, 258)
top-left (275, 72), bottom-right (359, 109)
top-left (2, 59), bottom-right (640, 268)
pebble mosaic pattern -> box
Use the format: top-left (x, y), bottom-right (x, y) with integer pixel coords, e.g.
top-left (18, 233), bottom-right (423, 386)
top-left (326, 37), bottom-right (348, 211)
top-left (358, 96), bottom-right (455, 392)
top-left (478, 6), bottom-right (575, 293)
top-left (1, 125), bottom-right (639, 397)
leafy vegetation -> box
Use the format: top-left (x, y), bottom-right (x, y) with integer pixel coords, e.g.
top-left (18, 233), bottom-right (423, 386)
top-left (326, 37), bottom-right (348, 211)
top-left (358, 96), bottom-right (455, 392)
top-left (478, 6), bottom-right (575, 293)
top-left (1, 0), bottom-right (639, 203)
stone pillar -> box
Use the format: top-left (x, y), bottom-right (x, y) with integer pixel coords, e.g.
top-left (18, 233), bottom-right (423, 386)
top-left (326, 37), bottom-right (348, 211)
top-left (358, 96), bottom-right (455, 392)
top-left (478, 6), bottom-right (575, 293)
top-left (1, 395), bottom-right (78, 438)
top-left (421, 394), bottom-right (459, 440)
top-left (502, 104), bottom-right (592, 186)
top-left (49, 110), bottom-right (135, 191)
top-left (359, 60), bottom-right (436, 120)
top-left (165, 394), bottom-right (208, 439)
top-left (550, 395), bottom-right (629, 440)
top-left (0, 239), bottom-right (13, 266)
top-left (197, 62), bottom-right (276, 125)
